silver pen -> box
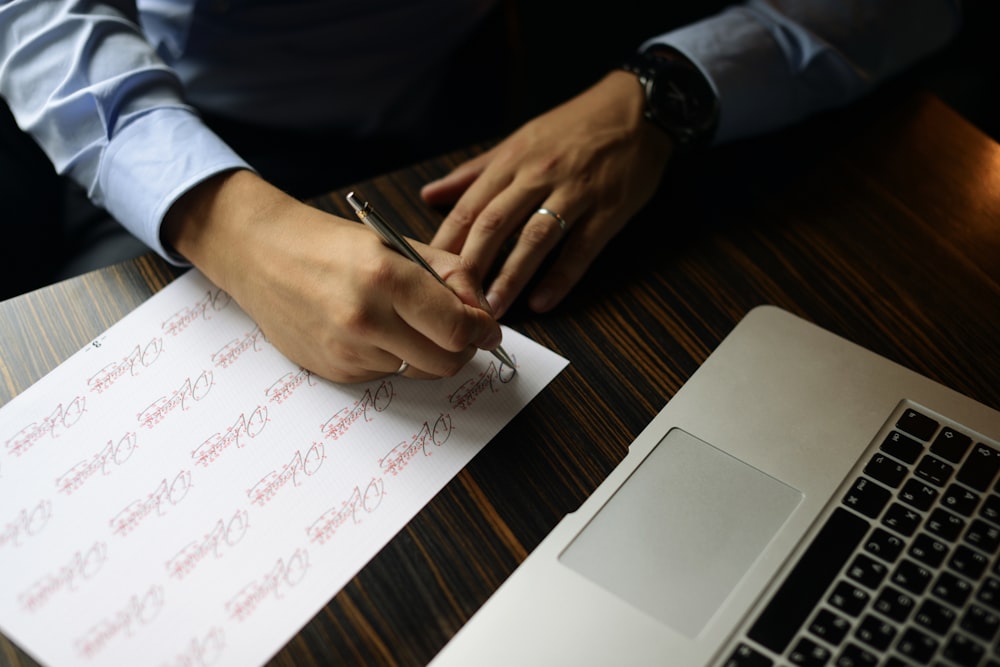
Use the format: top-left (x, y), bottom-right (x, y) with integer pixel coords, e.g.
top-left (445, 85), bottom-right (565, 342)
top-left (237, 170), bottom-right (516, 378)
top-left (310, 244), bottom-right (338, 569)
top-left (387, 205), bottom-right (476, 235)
top-left (346, 191), bottom-right (516, 371)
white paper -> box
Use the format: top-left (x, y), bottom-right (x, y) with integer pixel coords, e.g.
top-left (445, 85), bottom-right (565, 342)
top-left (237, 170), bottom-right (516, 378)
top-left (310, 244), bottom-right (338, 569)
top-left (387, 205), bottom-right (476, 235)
top-left (0, 270), bottom-right (568, 666)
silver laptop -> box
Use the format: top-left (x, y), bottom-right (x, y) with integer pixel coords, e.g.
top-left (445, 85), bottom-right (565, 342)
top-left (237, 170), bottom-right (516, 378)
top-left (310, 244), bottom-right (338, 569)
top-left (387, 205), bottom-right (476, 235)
top-left (430, 304), bottom-right (1000, 666)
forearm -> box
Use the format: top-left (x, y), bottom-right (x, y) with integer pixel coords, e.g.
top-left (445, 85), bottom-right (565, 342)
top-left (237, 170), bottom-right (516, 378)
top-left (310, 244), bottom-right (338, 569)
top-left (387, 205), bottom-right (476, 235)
top-left (0, 0), bottom-right (249, 261)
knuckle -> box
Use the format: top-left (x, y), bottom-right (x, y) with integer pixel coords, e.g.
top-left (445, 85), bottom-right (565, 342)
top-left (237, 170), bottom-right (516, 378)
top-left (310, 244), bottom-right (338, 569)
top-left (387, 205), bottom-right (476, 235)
top-left (445, 205), bottom-right (476, 232)
top-left (336, 301), bottom-right (379, 339)
top-left (475, 207), bottom-right (507, 234)
top-left (361, 253), bottom-right (397, 288)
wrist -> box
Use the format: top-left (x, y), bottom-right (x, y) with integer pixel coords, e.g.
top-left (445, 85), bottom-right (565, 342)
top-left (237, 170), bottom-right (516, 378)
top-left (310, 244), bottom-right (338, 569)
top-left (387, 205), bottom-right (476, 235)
top-left (162, 169), bottom-right (292, 291)
top-left (603, 69), bottom-right (677, 156)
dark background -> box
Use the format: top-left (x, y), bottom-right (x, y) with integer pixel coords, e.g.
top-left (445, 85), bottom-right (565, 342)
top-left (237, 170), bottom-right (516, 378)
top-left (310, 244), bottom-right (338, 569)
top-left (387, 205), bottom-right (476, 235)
top-left (1, 0), bottom-right (996, 301)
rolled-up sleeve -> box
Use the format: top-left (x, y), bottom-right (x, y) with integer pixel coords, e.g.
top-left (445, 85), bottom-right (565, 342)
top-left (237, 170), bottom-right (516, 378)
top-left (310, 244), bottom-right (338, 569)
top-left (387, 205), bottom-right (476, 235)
top-left (0, 0), bottom-right (249, 263)
top-left (645, 0), bottom-right (963, 144)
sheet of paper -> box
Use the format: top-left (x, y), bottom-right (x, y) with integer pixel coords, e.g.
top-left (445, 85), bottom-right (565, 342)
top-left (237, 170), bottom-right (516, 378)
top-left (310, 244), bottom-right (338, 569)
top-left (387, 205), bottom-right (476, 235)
top-left (0, 269), bottom-right (568, 666)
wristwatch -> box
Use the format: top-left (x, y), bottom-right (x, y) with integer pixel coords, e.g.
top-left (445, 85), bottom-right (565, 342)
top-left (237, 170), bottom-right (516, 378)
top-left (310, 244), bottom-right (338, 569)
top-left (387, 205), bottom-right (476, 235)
top-left (620, 46), bottom-right (719, 153)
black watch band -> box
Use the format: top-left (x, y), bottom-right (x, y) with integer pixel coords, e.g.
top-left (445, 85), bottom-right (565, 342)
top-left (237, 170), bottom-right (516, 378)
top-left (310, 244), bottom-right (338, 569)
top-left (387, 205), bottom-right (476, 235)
top-left (620, 46), bottom-right (719, 153)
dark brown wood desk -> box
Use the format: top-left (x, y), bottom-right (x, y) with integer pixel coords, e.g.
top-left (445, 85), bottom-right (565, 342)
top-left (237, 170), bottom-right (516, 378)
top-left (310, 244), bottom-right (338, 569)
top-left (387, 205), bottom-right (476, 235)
top-left (1, 90), bottom-right (998, 666)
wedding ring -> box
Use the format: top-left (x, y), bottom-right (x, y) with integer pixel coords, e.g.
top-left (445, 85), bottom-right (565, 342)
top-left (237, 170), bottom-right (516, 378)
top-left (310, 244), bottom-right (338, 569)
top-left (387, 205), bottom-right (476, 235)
top-left (395, 360), bottom-right (409, 376)
top-left (536, 207), bottom-right (568, 232)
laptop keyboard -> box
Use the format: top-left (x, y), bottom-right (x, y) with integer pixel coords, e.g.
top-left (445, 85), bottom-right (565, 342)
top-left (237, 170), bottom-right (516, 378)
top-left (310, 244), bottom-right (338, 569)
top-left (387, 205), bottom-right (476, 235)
top-left (721, 402), bottom-right (1000, 667)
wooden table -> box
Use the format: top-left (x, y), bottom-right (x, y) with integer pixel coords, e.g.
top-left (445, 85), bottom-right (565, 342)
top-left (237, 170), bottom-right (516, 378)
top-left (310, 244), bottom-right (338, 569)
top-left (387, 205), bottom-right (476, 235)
top-left (1, 88), bottom-right (998, 666)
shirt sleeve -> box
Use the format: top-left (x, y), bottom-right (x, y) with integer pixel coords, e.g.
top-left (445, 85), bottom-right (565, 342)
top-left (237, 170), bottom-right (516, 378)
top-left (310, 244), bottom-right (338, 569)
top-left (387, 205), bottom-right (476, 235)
top-left (644, 0), bottom-right (963, 144)
top-left (0, 0), bottom-right (250, 264)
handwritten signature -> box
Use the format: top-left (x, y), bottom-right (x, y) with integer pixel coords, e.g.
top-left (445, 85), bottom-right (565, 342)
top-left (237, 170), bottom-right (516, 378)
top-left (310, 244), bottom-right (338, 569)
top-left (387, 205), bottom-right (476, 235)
top-left (306, 477), bottom-right (386, 545)
top-left (321, 380), bottom-right (394, 440)
top-left (5, 395), bottom-right (86, 456)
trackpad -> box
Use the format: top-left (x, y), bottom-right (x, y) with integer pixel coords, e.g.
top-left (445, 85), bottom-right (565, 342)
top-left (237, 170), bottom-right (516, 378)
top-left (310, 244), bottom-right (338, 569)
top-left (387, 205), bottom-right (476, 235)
top-left (558, 428), bottom-right (802, 637)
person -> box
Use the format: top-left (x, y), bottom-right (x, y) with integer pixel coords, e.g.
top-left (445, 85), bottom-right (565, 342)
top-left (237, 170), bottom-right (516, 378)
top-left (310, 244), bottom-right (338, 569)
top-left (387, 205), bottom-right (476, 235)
top-left (0, 0), bottom-right (961, 384)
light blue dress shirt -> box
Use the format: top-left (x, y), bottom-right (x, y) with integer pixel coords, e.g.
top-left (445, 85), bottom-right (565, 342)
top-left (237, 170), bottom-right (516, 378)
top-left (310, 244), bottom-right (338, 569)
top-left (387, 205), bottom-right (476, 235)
top-left (0, 0), bottom-right (961, 264)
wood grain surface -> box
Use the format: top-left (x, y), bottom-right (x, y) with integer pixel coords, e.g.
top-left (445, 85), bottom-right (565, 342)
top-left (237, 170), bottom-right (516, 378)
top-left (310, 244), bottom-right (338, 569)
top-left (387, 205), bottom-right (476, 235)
top-left (1, 89), bottom-right (998, 666)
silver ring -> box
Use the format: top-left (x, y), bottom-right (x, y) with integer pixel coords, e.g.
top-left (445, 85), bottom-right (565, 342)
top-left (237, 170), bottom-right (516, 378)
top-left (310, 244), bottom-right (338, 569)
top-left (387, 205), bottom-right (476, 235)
top-left (395, 360), bottom-right (409, 376)
top-left (536, 207), bottom-right (568, 232)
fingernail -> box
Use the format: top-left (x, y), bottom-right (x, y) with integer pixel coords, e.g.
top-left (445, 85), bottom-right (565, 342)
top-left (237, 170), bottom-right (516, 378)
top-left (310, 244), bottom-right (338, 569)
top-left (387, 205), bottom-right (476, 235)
top-left (477, 289), bottom-right (494, 315)
top-left (529, 288), bottom-right (555, 312)
top-left (485, 290), bottom-right (504, 318)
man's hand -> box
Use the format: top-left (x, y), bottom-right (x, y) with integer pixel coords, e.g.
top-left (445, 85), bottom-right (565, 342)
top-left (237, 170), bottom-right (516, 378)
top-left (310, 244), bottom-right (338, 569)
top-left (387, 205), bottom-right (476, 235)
top-left (421, 70), bottom-right (674, 319)
top-left (163, 169), bottom-right (503, 383)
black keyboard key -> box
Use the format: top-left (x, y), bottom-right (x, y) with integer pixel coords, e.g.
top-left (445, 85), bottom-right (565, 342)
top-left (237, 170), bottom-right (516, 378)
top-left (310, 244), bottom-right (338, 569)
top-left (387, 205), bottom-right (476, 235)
top-left (788, 636), bottom-right (831, 666)
top-left (949, 544), bottom-right (989, 579)
top-left (908, 533), bottom-right (950, 568)
top-left (961, 604), bottom-right (1000, 642)
top-left (899, 478), bottom-right (938, 511)
top-left (846, 553), bottom-right (889, 589)
top-left (926, 507), bottom-right (966, 541)
top-left (722, 643), bottom-right (773, 667)
top-left (930, 427), bottom-right (973, 463)
top-left (915, 454), bottom-right (955, 487)
top-left (809, 608), bottom-right (850, 645)
top-left (829, 580), bottom-right (869, 616)
top-left (864, 527), bottom-right (905, 562)
top-left (746, 508), bottom-right (868, 654)
top-left (896, 626), bottom-right (939, 663)
top-left (943, 632), bottom-right (986, 666)
top-left (883, 503), bottom-right (922, 536)
top-left (881, 430), bottom-right (924, 464)
top-left (981, 494), bottom-right (1000, 526)
top-left (835, 642), bottom-right (878, 667)
top-left (873, 585), bottom-right (916, 622)
top-left (965, 518), bottom-right (1000, 553)
top-left (865, 454), bottom-right (908, 488)
top-left (915, 598), bottom-right (957, 635)
top-left (932, 570), bottom-right (973, 607)
top-left (957, 443), bottom-right (1000, 492)
top-left (897, 409), bottom-right (939, 441)
top-left (977, 577), bottom-right (1000, 612)
top-left (843, 477), bottom-right (891, 518)
top-left (891, 559), bottom-right (933, 595)
top-left (854, 613), bottom-right (896, 651)
top-left (942, 484), bottom-right (980, 517)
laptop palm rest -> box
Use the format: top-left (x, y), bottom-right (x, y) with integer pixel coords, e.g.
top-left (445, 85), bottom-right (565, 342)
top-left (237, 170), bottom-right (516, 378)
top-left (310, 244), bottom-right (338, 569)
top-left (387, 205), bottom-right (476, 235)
top-left (558, 428), bottom-right (802, 636)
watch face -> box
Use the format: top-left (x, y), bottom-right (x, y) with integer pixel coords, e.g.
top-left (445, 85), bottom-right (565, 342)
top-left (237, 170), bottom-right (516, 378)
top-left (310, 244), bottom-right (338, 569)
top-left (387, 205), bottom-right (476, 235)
top-left (639, 50), bottom-right (718, 147)
top-left (650, 67), bottom-right (714, 128)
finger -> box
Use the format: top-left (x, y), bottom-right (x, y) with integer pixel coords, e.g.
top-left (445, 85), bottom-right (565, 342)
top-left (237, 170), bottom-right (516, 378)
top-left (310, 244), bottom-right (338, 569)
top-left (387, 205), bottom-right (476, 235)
top-left (378, 252), bottom-right (501, 377)
top-left (420, 150), bottom-right (493, 206)
top-left (443, 181), bottom-right (558, 290)
top-left (383, 306), bottom-right (484, 379)
top-left (527, 206), bottom-right (625, 313)
top-left (481, 198), bottom-right (583, 317)
top-left (429, 157), bottom-right (520, 255)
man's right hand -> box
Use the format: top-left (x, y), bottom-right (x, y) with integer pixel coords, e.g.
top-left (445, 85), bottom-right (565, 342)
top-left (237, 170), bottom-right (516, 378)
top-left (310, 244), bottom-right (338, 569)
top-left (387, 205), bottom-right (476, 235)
top-left (162, 169), bottom-right (504, 384)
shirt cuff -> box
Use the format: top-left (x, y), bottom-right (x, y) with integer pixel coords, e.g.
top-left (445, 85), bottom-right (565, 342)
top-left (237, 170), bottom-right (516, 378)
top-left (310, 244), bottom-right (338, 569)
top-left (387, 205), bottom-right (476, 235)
top-left (644, 8), bottom-right (795, 144)
top-left (651, 2), bottom-right (872, 145)
top-left (99, 108), bottom-right (252, 265)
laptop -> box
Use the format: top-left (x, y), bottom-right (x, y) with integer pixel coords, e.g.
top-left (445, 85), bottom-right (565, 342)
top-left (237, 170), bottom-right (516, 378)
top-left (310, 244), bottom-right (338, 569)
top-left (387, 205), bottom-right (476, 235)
top-left (429, 304), bottom-right (1000, 666)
